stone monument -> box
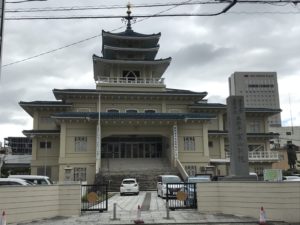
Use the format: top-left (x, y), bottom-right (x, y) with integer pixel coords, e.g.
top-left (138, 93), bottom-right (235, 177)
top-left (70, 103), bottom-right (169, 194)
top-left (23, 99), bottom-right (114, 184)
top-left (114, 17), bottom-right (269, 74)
top-left (224, 96), bottom-right (255, 180)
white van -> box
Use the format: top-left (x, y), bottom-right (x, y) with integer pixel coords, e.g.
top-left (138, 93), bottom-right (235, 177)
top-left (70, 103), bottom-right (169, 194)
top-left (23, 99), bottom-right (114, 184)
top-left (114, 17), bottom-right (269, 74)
top-left (157, 175), bottom-right (182, 198)
top-left (0, 178), bottom-right (33, 186)
top-left (8, 175), bottom-right (53, 185)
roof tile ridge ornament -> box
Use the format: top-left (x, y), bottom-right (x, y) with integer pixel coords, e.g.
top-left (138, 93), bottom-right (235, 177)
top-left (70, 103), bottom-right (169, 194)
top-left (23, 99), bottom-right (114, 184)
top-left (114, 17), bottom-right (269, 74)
top-left (123, 2), bottom-right (135, 33)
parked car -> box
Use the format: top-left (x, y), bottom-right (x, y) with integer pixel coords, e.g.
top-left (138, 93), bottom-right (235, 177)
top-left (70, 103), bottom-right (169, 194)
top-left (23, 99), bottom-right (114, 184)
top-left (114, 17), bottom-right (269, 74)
top-left (183, 176), bottom-right (211, 206)
top-left (157, 175), bottom-right (183, 198)
top-left (283, 176), bottom-right (300, 182)
top-left (120, 178), bottom-right (139, 196)
top-left (8, 175), bottom-right (53, 185)
top-left (0, 178), bottom-right (33, 186)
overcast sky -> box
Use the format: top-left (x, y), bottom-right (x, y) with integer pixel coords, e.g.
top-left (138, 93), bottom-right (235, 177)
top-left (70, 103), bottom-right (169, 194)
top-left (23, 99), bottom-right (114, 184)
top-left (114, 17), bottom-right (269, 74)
top-left (1, 0), bottom-right (300, 144)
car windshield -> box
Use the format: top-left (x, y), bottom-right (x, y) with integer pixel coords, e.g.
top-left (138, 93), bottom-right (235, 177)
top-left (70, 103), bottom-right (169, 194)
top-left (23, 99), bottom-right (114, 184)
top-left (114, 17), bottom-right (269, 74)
top-left (163, 176), bottom-right (181, 183)
top-left (188, 177), bottom-right (210, 183)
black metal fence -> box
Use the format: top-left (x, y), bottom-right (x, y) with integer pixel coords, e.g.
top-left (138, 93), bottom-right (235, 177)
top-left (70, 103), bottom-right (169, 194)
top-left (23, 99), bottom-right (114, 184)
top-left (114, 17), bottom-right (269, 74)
top-left (81, 184), bottom-right (108, 212)
top-left (166, 183), bottom-right (197, 210)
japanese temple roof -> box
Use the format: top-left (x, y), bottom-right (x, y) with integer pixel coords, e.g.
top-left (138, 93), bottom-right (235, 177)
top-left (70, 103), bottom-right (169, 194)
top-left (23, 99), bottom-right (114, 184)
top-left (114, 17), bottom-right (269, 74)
top-left (22, 129), bottom-right (60, 137)
top-left (52, 112), bottom-right (216, 121)
top-left (52, 88), bottom-right (208, 100)
top-left (19, 101), bottom-right (72, 116)
top-left (102, 30), bottom-right (161, 39)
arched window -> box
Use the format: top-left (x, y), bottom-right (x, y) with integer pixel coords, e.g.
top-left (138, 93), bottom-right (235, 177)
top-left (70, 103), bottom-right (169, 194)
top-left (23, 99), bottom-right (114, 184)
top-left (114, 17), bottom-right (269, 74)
top-left (126, 109), bottom-right (138, 113)
top-left (145, 109), bottom-right (156, 114)
top-left (107, 109), bottom-right (119, 113)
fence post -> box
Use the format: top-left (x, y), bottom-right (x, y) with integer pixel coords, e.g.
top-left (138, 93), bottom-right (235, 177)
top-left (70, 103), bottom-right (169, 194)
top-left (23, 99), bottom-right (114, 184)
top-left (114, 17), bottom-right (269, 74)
top-left (111, 203), bottom-right (118, 220)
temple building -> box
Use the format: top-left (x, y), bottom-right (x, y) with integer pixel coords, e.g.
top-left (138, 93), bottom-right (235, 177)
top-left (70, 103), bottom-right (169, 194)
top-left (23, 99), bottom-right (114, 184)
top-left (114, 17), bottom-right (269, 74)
top-left (19, 6), bottom-right (281, 185)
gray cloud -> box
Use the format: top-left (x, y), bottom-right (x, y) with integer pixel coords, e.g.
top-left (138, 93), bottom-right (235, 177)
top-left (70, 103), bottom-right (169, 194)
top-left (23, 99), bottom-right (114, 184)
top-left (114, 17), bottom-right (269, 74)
top-left (1, 0), bottom-right (300, 141)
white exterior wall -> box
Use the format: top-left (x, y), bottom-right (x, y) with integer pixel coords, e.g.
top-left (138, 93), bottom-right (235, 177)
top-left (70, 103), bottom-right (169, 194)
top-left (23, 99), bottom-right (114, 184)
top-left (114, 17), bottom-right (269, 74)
top-left (197, 182), bottom-right (300, 223)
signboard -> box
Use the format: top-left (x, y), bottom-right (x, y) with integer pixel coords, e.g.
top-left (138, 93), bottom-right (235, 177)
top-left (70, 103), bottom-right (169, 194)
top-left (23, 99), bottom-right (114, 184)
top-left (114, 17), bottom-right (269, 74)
top-left (263, 169), bottom-right (282, 182)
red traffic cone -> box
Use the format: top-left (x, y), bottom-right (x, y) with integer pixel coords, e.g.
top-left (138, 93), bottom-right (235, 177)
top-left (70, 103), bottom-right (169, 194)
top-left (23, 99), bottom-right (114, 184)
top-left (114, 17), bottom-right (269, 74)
top-left (134, 205), bottom-right (144, 224)
top-left (259, 206), bottom-right (267, 225)
top-left (1, 211), bottom-right (7, 225)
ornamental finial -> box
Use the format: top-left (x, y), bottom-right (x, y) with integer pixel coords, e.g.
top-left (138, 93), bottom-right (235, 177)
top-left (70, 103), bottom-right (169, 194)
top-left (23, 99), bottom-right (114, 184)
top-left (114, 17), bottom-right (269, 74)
top-left (125, 2), bottom-right (133, 31)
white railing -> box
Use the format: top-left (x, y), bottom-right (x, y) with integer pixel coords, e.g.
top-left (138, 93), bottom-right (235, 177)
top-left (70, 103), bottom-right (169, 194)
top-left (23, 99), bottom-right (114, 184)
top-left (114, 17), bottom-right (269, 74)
top-left (96, 77), bottom-right (165, 85)
top-left (225, 151), bottom-right (279, 161)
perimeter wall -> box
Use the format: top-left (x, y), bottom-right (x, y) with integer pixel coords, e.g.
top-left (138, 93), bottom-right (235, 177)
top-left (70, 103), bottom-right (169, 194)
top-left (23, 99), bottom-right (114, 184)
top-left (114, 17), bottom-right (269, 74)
top-left (0, 184), bottom-right (81, 224)
top-left (197, 182), bottom-right (300, 223)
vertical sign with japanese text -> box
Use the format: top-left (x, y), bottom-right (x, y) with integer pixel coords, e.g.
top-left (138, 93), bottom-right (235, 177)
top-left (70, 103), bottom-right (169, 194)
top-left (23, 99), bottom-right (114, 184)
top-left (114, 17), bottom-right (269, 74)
top-left (227, 96), bottom-right (249, 176)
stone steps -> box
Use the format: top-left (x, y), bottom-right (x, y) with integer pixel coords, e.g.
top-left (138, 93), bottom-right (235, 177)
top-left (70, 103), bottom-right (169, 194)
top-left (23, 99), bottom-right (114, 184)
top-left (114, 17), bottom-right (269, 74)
top-left (95, 168), bottom-right (180, 192)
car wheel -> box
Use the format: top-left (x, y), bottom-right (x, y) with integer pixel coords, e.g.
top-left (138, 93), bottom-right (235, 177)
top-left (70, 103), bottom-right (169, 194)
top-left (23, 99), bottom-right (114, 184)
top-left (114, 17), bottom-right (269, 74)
top-left (136, 192), bottom-right (139, 195)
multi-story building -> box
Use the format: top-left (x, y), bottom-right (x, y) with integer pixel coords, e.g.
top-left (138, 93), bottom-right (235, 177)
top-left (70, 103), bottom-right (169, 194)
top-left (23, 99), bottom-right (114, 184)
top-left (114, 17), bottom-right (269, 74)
top-left (4, 137), bottom-right (32, 155)
top-left (229, 71), bottom-right (281, 127)
top-left (269, 126), bottom-right (300, 148)
top-left (18, 7), bottom-right (280, 185)
top-left (1, 137), bottom-right (32, 176)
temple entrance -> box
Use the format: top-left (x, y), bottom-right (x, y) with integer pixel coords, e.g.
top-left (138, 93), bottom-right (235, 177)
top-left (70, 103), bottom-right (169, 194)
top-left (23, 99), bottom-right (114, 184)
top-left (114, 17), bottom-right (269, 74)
top-left (101, 136), bottom-right (163, 159)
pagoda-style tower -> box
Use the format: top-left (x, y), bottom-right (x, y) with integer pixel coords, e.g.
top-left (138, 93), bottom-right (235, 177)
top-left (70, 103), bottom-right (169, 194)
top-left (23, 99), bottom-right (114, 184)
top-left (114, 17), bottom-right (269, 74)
top-left (93, 4), bottom-right (171, 91)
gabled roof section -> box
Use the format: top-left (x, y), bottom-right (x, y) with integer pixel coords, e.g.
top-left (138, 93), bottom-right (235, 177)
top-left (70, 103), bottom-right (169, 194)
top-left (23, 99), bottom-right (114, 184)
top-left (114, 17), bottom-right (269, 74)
top-left (23, 129), bottom-right (60, 137)
top-left (102, 30), bottom-right (161, 39)
top-left (52, 112), bottom-right (216, 121)
top-left (53, 88), bottom-right (207, 101)
top-left (19, 101), bottom-right (72, 117)
top-left (189, 103), bottom-right (226, 109)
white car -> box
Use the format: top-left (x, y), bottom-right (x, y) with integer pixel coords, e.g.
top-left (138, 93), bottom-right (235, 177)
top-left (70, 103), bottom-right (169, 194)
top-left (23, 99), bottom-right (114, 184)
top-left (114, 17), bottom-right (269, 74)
top-left (157, 175), bottom-right (183, 198)
top-left (8, 175), bottom-right (53, 185)
top-left (283, 176), bottom-right (300, 182)
top-left (0, 178), bottom-right (33, 186)
top-left (120, 178), bottom-right (139, 196)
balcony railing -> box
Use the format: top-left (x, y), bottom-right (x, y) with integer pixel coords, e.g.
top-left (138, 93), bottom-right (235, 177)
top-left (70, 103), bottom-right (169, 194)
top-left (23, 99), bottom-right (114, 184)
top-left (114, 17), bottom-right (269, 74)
top-left (225, 151), bottom-right (279, 161)
top-left (96, 77), bottom-right (165, 85)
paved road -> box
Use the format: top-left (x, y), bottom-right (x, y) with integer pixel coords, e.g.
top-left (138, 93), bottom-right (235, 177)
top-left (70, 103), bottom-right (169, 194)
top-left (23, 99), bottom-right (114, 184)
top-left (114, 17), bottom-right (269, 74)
top-left (20, 191), bottom-right (290, 225)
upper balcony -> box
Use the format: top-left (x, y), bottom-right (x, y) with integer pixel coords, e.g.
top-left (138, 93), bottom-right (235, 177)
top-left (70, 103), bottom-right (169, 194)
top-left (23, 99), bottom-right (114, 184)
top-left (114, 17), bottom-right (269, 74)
top-left (210, 151), bottom-right (280, 163)
top-left (95, 77), bottom-right (165, 86)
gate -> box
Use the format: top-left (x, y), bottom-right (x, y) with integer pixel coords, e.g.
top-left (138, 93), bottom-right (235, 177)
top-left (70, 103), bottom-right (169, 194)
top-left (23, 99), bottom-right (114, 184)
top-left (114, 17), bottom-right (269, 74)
top-left (81, 184), bottom-right (108, 212)
top-left (166, 183), bottom-right (197, 210)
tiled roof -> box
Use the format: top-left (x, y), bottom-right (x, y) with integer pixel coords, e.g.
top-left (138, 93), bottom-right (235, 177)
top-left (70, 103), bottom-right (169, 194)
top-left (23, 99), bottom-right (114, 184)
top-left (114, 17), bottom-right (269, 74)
top-left (19, 101), bottom-right (72, 107)
top-left (22, 130), bottom-right (60, 136)
top-left (52, 88), bottom-right (207, 96)
top-left (103, 30), bottom-right (161, 38)
top-left (52, 112), bottom-right (216, 120)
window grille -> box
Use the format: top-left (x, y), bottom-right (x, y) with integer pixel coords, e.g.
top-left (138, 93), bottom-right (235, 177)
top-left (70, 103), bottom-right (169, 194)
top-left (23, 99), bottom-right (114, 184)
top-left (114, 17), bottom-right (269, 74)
top-left (185, 165), bottom-right (197, 176)
top-left (184, 137), bottom-right (195, 151)
top-left (75, 136), bottom-right (87, 152)
top-left (74, 167), bottom-right (86, 182)
top-left (40, 141), bottom-right (51, 149)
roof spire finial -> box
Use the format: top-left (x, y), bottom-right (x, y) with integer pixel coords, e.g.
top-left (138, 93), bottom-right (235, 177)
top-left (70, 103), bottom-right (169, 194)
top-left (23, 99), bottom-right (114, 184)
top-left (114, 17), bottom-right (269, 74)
top-left (125, 2), bottom-right (133, 31)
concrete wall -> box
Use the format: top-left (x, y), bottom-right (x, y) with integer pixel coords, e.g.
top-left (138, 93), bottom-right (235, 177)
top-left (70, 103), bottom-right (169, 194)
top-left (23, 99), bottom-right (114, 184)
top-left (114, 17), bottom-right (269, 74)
top-left (197, 182), bottom-right (300, 223)
top-left (0, 184), bottom-right (81, 224)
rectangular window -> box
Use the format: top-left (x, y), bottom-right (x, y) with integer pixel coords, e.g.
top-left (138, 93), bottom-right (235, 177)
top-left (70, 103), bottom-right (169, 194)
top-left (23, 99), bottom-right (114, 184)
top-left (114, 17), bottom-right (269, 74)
top-left (185, 165), bottom-right (197, 176)
top-left (40, 141), bottom-right (51, 149)
top-left (208, 141), bottom-right (213, 148)
top-left (74, 167), bottom-right (86, 182)
top-left (37, 166), bottom-right (51, 177)
top-left (75, 136), bottom-right (87, 152)
top-left (184, 137), bottom-right (195, 151)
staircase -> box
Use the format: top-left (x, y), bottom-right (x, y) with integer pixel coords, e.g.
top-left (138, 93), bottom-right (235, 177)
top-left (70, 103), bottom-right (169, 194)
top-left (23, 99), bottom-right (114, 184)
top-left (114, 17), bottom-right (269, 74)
top-left (95, 158), bottom-right (180, 191)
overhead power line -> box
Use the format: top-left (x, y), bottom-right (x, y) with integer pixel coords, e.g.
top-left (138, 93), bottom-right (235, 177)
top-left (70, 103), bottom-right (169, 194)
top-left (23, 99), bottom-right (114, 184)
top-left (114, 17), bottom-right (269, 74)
top-left (5, 0), bottom-right (300, 13)
top-left (7, 0), bottom-right (47, 3)
top-left (2, 0), bottom-right (195, 67)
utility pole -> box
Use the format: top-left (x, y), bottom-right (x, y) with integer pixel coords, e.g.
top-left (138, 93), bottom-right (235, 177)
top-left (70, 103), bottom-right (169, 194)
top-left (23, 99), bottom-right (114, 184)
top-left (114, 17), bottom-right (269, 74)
top-left (0, 0), bottom-right (5, 78)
